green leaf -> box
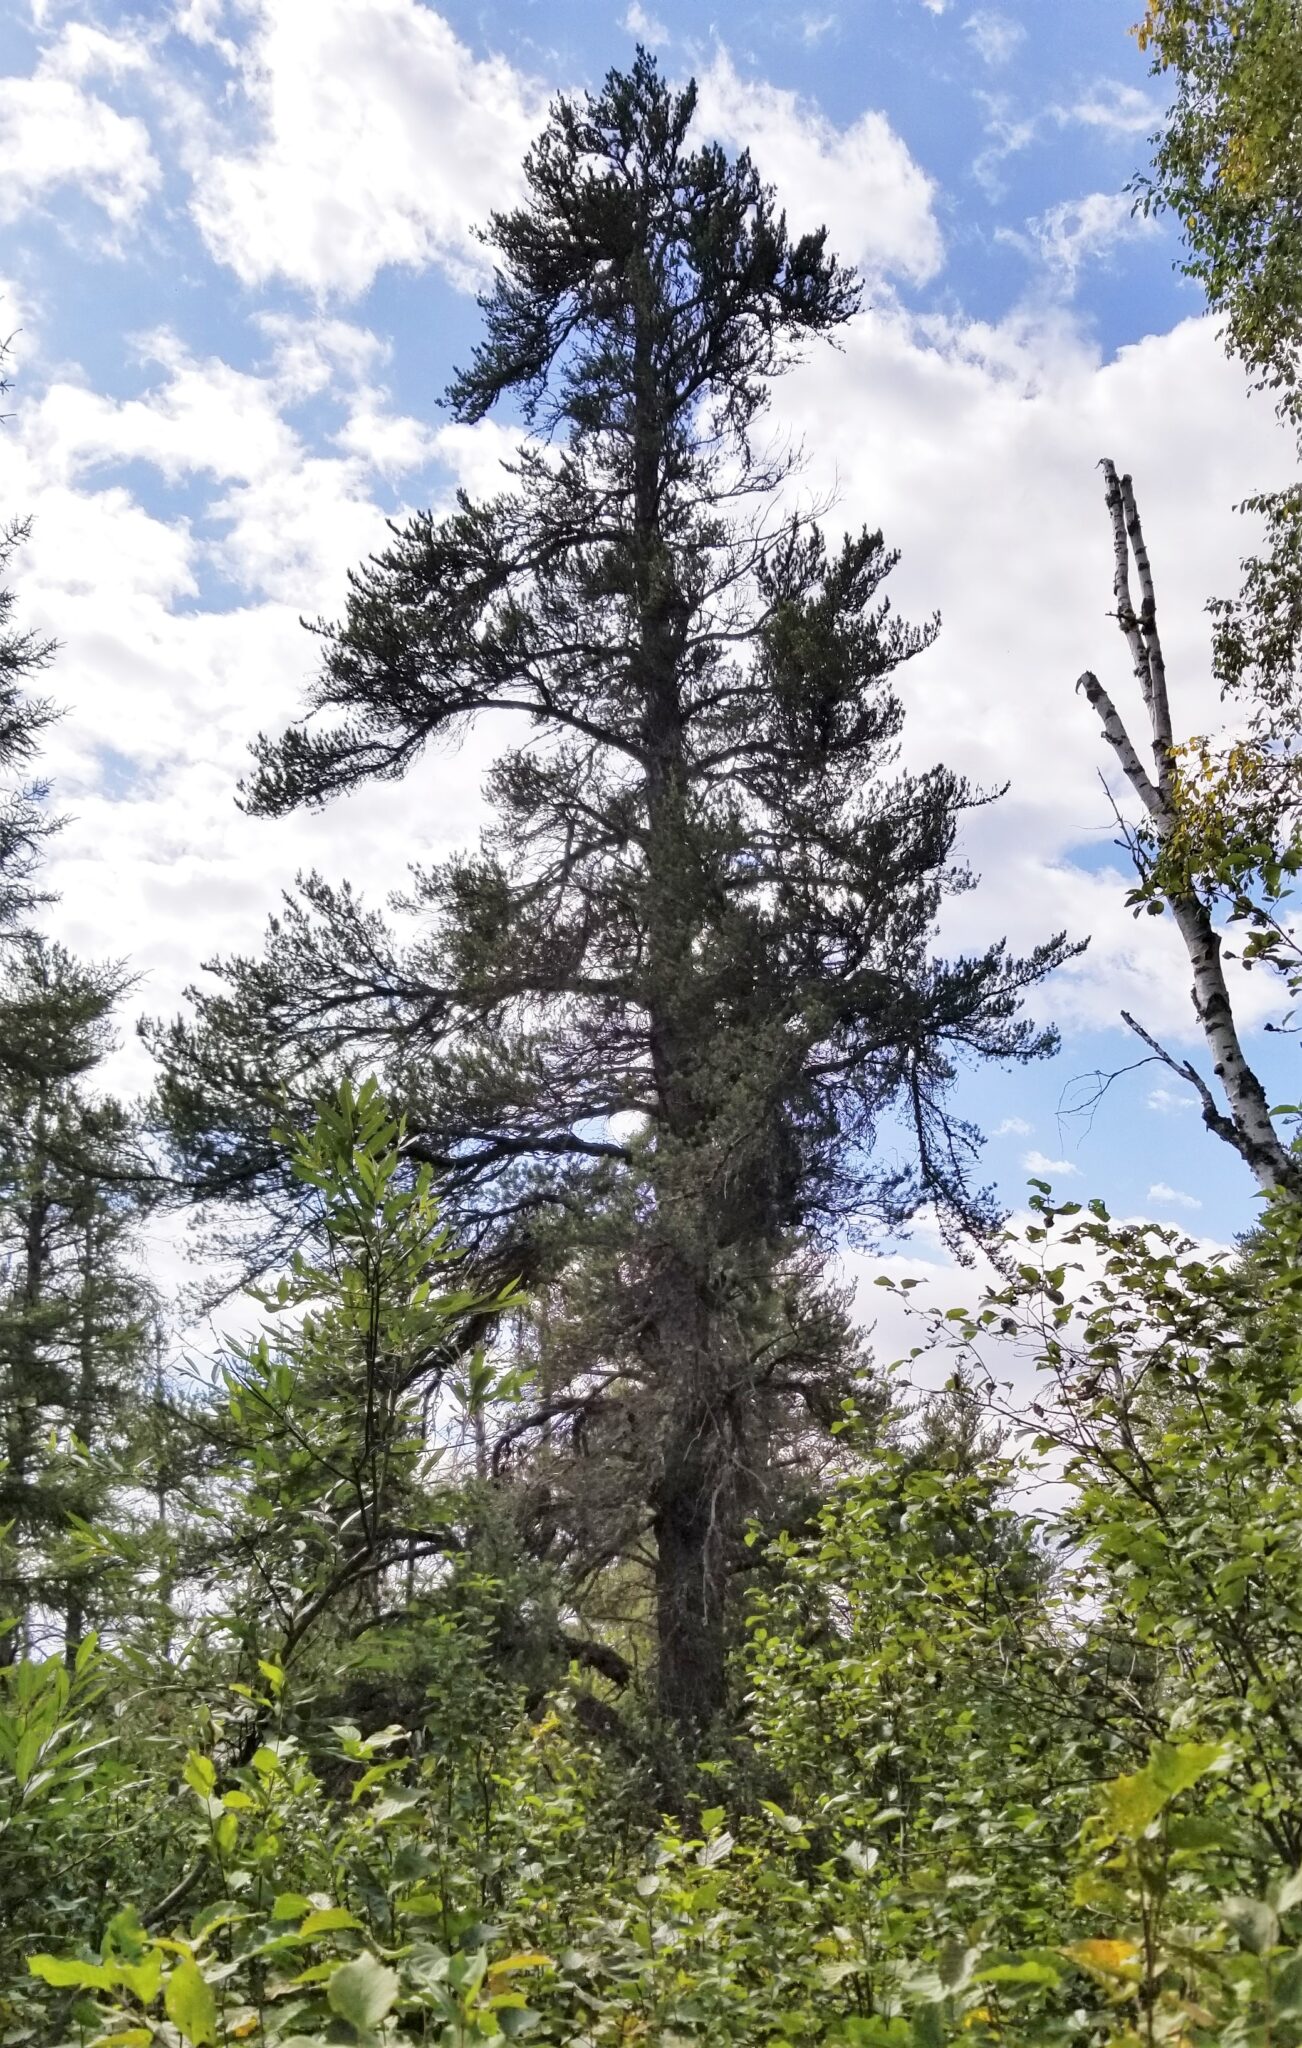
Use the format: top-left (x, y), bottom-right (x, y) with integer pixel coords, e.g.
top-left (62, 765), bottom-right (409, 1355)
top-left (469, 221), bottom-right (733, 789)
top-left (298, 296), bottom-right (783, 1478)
top-left (103, 1906), bottom-right (148, 1960)
top-left (13, 1726), bottom-right (39, 1787)
top-left (299, 1908), bottom-right (366, 1937)
top-left (182, 1752), bottom-right (217, 1800)
top-left (976, 1960), bottom-right (1061, 1987)
top-left (1276, 1950), bottom-right (1302, 2017)
top-left (164, 1958), bottom-right (218, 2045)
top-left (272, 1893), bottom-right (314, 1921)
top-left (1099, 1740), bottom-right (1228, 1840)
top-left (27, 1954), bottom-right (114, 1991)
top-left (498, 2007), bottom-right (541, 2038)
top-left (911, 2004), bottom-right (944, 2048)
top-left (327, 1953), bottom-right (400, 2031)
top-left (117, 1949), bottom-right (165, 2005)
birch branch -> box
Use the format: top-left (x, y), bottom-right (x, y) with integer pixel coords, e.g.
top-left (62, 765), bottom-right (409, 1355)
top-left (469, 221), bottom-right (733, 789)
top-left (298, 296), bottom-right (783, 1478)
top-left (1119, 1009), bottom-right (1247, 1159)
top-left (1101, 458), bottom-right (1156, 726)
top-left (1076, 670), bottom-right (1164, 823)
top-left (1115, 468), bottom-right (1174, 767)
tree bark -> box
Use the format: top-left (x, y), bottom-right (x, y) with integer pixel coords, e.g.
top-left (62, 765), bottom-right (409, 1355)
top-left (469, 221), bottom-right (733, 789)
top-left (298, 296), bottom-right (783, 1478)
top-left (1078, 459), bottom-right (1302, 1196)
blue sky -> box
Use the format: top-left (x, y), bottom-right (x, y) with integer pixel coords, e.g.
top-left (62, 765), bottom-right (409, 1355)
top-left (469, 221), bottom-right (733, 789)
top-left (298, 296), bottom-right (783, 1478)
top-left (0, 0), bottom-right (1295, 1283)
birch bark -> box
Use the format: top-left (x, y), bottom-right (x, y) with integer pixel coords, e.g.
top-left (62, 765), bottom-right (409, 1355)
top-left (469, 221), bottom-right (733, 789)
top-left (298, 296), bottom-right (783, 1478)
top-left (1078, 459), bottom-right (1302, 1196)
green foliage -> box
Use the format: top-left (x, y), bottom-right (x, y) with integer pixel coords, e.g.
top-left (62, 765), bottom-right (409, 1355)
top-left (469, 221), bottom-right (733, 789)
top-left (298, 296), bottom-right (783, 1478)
top-left (1137, 0), bottom-right (1302, 420)
top-left (212, 1076), bottom-right (522, 1680)
top-left (11, 1077), bottom-right (1302, 2046)
top-left (1137, 0), bottom-right (1302, 830)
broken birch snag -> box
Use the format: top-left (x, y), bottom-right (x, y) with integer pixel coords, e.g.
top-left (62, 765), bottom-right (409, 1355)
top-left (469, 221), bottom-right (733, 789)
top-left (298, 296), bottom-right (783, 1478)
top-left (1077, 458), bottom-right (1302, 1195)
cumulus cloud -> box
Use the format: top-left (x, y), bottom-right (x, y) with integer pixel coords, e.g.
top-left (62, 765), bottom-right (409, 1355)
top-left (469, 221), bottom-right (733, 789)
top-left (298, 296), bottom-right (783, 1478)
top-left (1022, 1150), bottom-right (1080, 1179)
top-left (1, 18), bottom-right (1294, 1197)
top-left (995, 1117), bottom-right (1033, 1137)
top-left (0, 322), bottom-right (512, 1097)
top-left (6, 288), bottom-right (1290, 1110)
top-left (696, 48), bottom-right (944, 285)
top-left (0, 23), bottom-right (160, 230)
top-left (1148, 1182), bottom-right (1202, 1211)
top-left (776, 303), bottom-right (1292, 1047)
top-left (188, 0), bottom-right (547, 297)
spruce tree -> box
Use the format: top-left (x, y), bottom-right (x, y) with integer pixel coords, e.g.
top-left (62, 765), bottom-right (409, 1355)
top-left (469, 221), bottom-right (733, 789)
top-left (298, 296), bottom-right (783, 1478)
top-left (0, 346), bottom-right (57, 937)
top-left (153, 54), bottom-right (1075, 1731)
top-left (0, 939), bottom-right (154, 1658)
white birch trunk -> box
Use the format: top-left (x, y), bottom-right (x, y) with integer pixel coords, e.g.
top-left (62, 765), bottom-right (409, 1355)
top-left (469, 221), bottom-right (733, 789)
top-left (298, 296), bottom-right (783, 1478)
top-left (1078, 460), bottom-right (1301, 1196)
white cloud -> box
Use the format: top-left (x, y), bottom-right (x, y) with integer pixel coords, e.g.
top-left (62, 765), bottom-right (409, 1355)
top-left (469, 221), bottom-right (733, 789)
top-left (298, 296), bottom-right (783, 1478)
top-left (776, 303), bottom-right (1292, 1050)
top-left (1022, 1150), bottom-right (1080, 1179)
top-left (1013, 190), bottom-right (1156, 290)
top-left (697, 48), bottom-right (943, 285)
top-left (1147, 1086), bottom-right (1196, 1115)
top-left (173, 0), bottom-right (235, 51)
top-left (0, 24), bottom-right (160, 230)
top-left (623, 2), bottom-right (668, 40)
top-left (995, 1117), bottom-right (1033, 1137)
top-left (6, 289), bottom-right (1289, 1120)
top-left (0, 324), bottom-right (517, 1100)
top-left (964, 10), bottom-right (1025, 67)
top-left (0, 20), bottom-right (1294, 1217)
top-left (799, 12), bottom-right (839, 44)
top-left (1148, 1182), bottom-right (1203, 1211)
top-left (973, 82), bottom-right (1162, 204)
top-left (189, 0), bottom-right (547, 298)
top-left (1070, 80), bottom-right (1160, 136)
top-left (971, 92), bottom-right (1040, 200)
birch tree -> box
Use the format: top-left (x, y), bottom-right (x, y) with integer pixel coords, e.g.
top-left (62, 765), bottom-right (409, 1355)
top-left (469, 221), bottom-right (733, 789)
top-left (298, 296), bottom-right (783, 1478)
top-left (1078, 458), bottom-right (1302, 1192)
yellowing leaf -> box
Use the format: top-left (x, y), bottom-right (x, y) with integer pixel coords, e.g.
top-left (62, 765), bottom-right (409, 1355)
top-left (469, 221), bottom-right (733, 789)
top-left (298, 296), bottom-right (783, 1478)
top-left (27, 1954), bottom-right (114, 1991)
top-left (1062, 1939), bottom-right (1142, 1979)
top-left (182, 1752), bottom-right (216, 1800)
top-left (489, 1953), bottom-right (553, 1976)
top-left (165, 1958), bottom-right (218, 2045)
top-left (117, 1948), bottom-right (165, 2005)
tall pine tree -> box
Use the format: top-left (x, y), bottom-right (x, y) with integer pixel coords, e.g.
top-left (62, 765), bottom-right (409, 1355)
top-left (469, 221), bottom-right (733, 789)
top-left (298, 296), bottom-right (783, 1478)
top-left (0, 345), bottom-right (57, 938)
top-left (153, 55), bottom-right (1075, 1731)
top-left (0, 939), bottom-right (155, 1658)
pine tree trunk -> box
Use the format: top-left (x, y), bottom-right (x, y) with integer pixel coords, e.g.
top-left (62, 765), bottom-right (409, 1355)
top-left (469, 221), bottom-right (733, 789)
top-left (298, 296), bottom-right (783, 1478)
top-left (64, 1208), bottom-right (98, 1667)
top-left (1, 1079), bottom-right (49, 1665)
top-left (653, 1435), bottom-right (729, 1732)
